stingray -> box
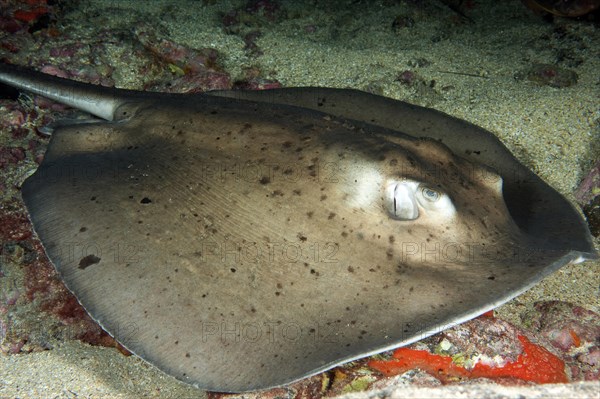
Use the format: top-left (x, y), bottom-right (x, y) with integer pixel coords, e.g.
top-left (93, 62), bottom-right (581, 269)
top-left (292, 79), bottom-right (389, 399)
top-left (0, 62), bottom-right (597, 392)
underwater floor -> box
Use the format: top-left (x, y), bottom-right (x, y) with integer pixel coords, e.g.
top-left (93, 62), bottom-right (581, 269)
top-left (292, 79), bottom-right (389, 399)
top-left (0, 0), bottom-right (598, 397)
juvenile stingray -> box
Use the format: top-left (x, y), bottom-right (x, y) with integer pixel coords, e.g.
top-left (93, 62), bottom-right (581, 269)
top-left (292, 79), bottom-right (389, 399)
top-left (0, 63), bottom-right (596, 392)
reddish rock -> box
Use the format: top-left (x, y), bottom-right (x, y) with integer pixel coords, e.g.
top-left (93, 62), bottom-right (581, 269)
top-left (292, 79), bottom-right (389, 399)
top-left (0, 213), bottom-right (31, 243)
top-left (0, 16), bottom-right (26, 34)
top-left (368, 314), bottom-right (569, 385)
top-left (234, 77), bottom-right (282, 91)
top-left (0, 146), bottom-right (26, 169)
top-left (523, 301), bottom-right (600, 381)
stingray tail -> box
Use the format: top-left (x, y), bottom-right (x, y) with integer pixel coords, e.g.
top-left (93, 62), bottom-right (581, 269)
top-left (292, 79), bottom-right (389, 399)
top-left (0, 62), bottom-right (150, 121)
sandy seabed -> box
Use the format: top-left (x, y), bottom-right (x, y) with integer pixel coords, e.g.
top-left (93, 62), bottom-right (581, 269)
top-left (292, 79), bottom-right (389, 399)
top-left (0, 0), bottom-right (598, 398)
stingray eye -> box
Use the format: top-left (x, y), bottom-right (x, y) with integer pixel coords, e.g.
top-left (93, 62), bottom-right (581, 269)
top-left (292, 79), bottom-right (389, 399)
top-left (384, 180), bottom-right (455, 220)
top-left (416, 184), bottom-right (455, 217)
top-left (420, 186), bottom-right (440, 202)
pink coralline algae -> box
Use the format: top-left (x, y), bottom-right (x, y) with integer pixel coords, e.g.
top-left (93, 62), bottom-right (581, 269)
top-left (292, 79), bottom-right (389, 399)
top-left (0, 146), bottom-right (26, 169)
top-left (135, 25), bottom-right (232, 93)
top-left (526, 63), bottom-right (578, 88)
top-left (524, 301), bottom-right (600, 381)
top-left (0, 0), bottom-right (51, 31)
top-left (38, 64), bottom-right (114, 88)
top-left (0, 16), bottom-right (24, 34)
top-left (575, 161), bottom-right (600, 205)
top-left (234, 67), bottom-right (281, 90)
top-left (396, 70), bottom-right (419, 85)
top-left (234, 77), bottom-right (282, 90)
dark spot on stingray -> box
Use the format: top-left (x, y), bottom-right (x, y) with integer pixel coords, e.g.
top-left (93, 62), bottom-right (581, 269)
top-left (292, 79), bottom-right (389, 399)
top-left (186, 353), bottom-right (191, 358)
top-left (347, 266), bottom-right (354, 273)
top-left (320, 195), bottom-right (327, 201)
top-left (259, 176), bottom-right (270, 185)
top-left (298, 233), bottom-right (307, 242)
top-left (488, 275), bottom-right (495, 280)
top-left (282, 141), bottom-right (292, 148)
top-left (78, 254), bottom-right (101, 270)
top-left (140, 197), bottom-right (152, 204)
top-left (90, 196), bottom-right (96, 201)
top-left (79, 227), bottom-right (87, 232)
top-left (341, 231), bottom-right (348, 238)
top-left (328, 212), bottom-right (336, 220)
top-left (230, 268), bottom-right (236, 273)
top-left (307, 211), bottom-right (314, 218)
top-left (293, 189), bottom-right (301, 195)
